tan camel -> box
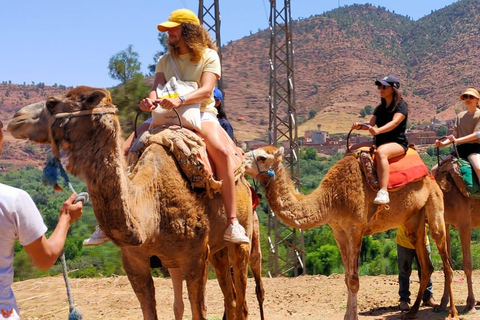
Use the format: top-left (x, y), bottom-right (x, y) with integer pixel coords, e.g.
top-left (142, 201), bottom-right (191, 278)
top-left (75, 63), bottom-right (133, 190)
top-left (435, 167), bottom-right (480, 314)
top-left (7, 86), bottom-right (260, 320)
top-left (244, 145), bottom-right (459, 320)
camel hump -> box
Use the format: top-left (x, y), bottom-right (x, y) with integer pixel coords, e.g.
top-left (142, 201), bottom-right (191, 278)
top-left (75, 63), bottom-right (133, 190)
top-left (127, 126), bottom-right (245, 198)
top-left (356, 147), bottom-right (429, 191)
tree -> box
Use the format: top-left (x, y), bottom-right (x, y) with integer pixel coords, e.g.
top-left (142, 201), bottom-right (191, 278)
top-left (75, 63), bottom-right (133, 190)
top-left (436, 125), bottom-right (448, 137)
top-left (108, 45), bottom-right (142, 84)
top-left (148, 33), bottom-right (169, 75)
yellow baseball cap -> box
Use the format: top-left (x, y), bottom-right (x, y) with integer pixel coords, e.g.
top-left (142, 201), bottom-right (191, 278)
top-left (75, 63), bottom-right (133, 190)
top-left (157, 9), bottom-right (200, 32)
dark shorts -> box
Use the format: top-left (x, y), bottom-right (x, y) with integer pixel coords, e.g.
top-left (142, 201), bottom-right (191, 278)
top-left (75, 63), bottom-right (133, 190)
top-left (457, 143), bottom-right (480, 159)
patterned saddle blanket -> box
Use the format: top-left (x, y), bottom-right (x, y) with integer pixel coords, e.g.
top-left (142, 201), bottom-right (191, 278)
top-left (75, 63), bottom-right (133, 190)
top-left (356, 146), bottom-right (429, 191)
top-left (435, 157), bottom-right (480, 199)
top-left (126, 125), bottom-right (245, 199)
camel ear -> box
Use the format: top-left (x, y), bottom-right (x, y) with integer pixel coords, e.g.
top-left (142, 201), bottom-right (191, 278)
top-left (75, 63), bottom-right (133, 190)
top-left (276, 146), bottom-right (285, 156)
top-left (85, 90), bottom-right (108, 108)
top-left (46, 97), bottom-right (59, 113)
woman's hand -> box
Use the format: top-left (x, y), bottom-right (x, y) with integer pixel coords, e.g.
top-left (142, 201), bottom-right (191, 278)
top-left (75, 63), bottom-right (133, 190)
top-left (351, 122), bottom-right (361, 130)
top-left (351, 122), bottom-right (371, 130)
top-left (435, 135), bottom-right (455, 147)
top-left (139, 98), bottom-right (158, 111)
top-left (157, 97), bottom-right (182, 110)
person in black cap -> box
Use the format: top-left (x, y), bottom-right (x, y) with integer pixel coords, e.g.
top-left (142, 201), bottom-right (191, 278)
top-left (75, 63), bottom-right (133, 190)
top-left (351, 75), bottom-right (409, 204)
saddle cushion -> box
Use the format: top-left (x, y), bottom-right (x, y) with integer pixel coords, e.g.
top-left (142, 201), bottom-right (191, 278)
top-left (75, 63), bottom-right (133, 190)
top-left (385, 147), bottom-right (429, 189)
top-left (357, 146), bottom-right (429, 191)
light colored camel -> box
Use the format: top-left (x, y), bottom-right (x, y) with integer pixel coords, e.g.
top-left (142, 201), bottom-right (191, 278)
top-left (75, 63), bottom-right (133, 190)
top-left (244, 145), bottom-right (459, 320)
top-left (7, 86), bottom-right (258, 320)
top-left (435, 167), bottom-right (480, 314)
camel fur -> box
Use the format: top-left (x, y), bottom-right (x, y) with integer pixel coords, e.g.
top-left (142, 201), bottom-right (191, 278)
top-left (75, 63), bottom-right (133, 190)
top-left (7, 86), bottom-right (263, 320)
top-left (435, 164), bottom-right (480, 314)
top-left (244, 145), bottom-right (459, 320)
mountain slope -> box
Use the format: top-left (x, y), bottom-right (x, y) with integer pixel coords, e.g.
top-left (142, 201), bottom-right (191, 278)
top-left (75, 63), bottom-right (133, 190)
top-left (2, 0), bottom-right (480, 164)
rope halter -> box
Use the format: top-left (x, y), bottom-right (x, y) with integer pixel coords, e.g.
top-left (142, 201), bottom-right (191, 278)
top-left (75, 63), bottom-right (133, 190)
top-left (250, 150), bottom-right (282, 188)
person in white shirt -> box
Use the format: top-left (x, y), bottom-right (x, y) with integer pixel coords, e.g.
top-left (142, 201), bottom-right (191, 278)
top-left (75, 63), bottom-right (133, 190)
top-left (0, 120), bottom-right (83, 319)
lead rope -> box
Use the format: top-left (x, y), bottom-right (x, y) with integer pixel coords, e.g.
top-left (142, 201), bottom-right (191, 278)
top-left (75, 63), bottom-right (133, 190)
top-left (42, 157), bottom-right (89, 320)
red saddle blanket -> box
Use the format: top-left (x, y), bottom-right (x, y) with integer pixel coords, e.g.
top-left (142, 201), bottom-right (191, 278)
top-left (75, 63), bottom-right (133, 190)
top-left (358, 147), bottom-right (429, 190)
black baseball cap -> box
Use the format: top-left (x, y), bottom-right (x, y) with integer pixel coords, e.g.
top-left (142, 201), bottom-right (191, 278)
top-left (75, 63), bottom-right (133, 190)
top-left (375, 75), bottom-right (400, 89)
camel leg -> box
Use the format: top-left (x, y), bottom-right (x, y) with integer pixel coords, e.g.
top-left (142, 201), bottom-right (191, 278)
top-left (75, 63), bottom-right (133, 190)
top-left (403, 222), bottom-right (433, 319)
top-left (169, 268), bottom-right (185, 320)
top-left (184, 248), bottom-right (210, 320)
top-left (440, 224), bottom-right (452, 310)
top-left (332, 228), bottom-right (362, 320)
top-left (121, 249), bottom-right (158, 320)
top-left (429, 218), bottom-right (459, 319)
top-left (458, 225), bottom-right (476, 313)
top-left (228, 242), bottom-right (250, 320)
top-left (210, 248), bottom-right (236, 320)
top-left (250, 211), bottom-right (265, 320)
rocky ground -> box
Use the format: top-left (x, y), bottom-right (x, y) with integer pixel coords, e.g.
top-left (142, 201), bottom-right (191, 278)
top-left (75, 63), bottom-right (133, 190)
top-left (13, 270), bottom-right (480, 319)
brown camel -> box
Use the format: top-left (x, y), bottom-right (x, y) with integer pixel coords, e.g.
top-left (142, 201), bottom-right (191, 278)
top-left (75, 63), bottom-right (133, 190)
top-left (435, 165), bottom-right (480, 314)
top-left (244, 145), bottom-right (459, 320)
top-left (7, 86), bottom-right (261, 320)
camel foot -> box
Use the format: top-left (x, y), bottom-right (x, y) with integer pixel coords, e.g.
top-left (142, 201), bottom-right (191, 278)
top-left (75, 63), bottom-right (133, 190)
top-left (401, 311), bottom-right (417, 319)
top-left (462, 304), bottom-right (476, 314)
top-left (434, 304), bottom-right (449, 313)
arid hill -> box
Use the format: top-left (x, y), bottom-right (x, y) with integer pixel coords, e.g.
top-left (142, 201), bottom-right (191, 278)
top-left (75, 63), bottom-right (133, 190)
top-left (2, 0), bottom-right (479, 165)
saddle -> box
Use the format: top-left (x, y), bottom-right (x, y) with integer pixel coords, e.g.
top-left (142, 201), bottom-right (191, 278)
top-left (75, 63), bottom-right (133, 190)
top-left (355, 146), bottom-right (429, 191)
top-left (435, 157), bottom-right (480, 199)
top-left (127, 125), bottom-right (245, 199)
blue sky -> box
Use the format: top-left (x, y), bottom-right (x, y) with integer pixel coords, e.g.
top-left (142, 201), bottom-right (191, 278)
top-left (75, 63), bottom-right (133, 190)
top-left (1, 0), bottom-right (458, 88)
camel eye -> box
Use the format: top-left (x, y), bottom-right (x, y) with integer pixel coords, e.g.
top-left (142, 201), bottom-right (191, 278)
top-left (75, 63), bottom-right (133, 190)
top-left (257, 156), bottom-right (267, 162)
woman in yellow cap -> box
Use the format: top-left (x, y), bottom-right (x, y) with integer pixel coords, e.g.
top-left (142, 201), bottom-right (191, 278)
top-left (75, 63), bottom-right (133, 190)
top-left (433, 87), bottom-right (480, 179)
top-left (139, 9), bottom-right (249, 244)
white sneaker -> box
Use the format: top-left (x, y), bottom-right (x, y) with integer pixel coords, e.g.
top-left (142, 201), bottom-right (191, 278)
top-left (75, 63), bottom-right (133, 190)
top-left (83, 226), bottom-right (110, 246)
top-left (374, 189), bottom-right (390, 204)
top-left (224, 221), bottom-right (250, 244)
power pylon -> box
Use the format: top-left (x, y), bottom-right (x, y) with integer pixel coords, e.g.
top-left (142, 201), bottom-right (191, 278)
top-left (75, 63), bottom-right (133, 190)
top-left (268, 0), bottom-right (305, 277)
top-left (198, 1), bottom-right (224, 92)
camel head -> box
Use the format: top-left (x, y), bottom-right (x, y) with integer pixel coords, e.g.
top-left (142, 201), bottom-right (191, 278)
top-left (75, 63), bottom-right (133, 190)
top-left (244, 145), bottom-right (284, 180)
top-left (8, 86), bottom-right (120, 176)
top-left (7, 100), bottom-right (51, 143)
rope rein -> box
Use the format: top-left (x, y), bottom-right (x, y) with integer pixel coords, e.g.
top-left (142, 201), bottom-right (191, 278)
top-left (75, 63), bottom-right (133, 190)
top-left (53, 107), bottom-right (118, 119)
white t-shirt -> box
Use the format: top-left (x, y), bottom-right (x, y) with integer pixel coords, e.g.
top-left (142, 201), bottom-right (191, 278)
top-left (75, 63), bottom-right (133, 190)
top-left (0, 183), bottom-right (47, 318)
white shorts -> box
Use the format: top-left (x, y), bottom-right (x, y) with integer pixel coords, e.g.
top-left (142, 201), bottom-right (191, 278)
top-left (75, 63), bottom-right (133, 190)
top-left (200, 112), bottom-right (219, 123)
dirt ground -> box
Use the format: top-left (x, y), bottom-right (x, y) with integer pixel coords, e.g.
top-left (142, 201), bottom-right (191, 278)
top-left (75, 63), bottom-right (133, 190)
top-left (13, 270), bottom-right (480, 320)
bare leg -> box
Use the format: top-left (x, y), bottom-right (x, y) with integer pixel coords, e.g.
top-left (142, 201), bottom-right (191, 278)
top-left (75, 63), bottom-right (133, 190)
top-left (375, 142), bottom-right (406, 190)
top-left (468, 153), bottom-right (480, 182)
top-left (199, 121), bottom-right (237, 223)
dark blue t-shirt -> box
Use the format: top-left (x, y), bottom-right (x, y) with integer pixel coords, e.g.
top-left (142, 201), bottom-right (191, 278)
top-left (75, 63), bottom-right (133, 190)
top-left (373, 100), bottom-right (408, 148)
top-left (219, 118), bottom-right (234, 140)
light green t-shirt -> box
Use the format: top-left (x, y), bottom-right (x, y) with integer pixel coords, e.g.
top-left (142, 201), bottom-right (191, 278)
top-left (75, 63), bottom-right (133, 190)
top-left (155, 48), bottom-right (221, 114)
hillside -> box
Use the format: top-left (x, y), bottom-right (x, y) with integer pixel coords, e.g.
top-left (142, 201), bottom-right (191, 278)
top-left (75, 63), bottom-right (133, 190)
top-left (2, 0), bottom-right (480, 165)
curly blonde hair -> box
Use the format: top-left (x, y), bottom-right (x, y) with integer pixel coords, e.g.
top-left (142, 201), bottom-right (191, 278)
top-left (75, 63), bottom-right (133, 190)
top-left (169, 23), bottom-right (217, 62)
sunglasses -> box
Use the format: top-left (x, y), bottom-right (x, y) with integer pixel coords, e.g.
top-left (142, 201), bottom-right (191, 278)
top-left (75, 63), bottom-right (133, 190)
top-left (377, 84), bottom-right (390, 90)
top-left (462, 94), bottom-right (477, 100)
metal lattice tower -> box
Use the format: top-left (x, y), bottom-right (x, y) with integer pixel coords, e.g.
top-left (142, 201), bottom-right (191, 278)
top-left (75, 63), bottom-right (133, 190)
top-left (198, 0), bottom-right (305, 277)
top-left (268, 0), bottom-right (305, 277)
top-left (198, 0), bottom-right (224, 92)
